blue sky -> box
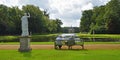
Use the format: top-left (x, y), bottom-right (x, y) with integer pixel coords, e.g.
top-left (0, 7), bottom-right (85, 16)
top-left (0, 0), bottom-right (110, 27)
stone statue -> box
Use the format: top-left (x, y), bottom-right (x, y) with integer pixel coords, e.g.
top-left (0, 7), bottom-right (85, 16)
top-left (21, 13), bottom-right (30, 36)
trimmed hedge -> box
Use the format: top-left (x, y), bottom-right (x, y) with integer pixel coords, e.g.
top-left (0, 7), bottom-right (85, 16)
top-left (0, 34), bottom-right (58, 42)
top-left (1, 34), bottom-right (120, 42)
top-left (31, 35), bottom-right (57, 42)
top-left (0, 36), bottom-right (19, 42)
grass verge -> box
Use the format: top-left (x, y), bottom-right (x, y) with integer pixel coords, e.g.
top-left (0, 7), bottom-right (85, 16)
top-left (0, 42), bottom-right (120, 45)
top-left (0, 49), bottom-right (120, 60)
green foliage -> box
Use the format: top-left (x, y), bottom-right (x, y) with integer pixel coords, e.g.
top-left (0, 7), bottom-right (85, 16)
top-left (1, 34), bottom-right (120, 42)
top-left (104, 0), bottom-right (120, 33)
top-left (0, 34), bottom-right (58, 42)
top-left (0, 36), bottom-right (18, 42)
top-left (80, 10), bottom-right (93, 32)
top-left (0, 4), bottom-right (63, 35)
top-left (32, 34), bottom-right (57, 42)
top-left (80, 0), bottom-right (120, 34)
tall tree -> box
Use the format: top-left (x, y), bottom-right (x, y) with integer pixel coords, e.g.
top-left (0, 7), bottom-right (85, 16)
top-left (104, 0), bottom-right (120, 33)
top-left (80, 10), bottom-right (93, 32)
top-left (90, 6), bottom-right (107, 34)
top-left (7, 7), bottom-right (23, 35)
top-left (0, 4), bottom-right (63, 35)
top-left (80, 0), bottom-right (120, 34)
top-left (0, 5), bottom-right (11, 35)
top-left (55, 19), bottom-right (63, 33)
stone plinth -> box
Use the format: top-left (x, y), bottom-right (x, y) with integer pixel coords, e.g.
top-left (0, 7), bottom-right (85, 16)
top-left (18, 36), bottom-right (32, 52)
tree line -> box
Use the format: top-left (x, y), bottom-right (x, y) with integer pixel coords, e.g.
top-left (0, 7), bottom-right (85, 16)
top-left (80, 0), bottom-right (120, 34)
top-left (0, 5), bottom-right (63, 35)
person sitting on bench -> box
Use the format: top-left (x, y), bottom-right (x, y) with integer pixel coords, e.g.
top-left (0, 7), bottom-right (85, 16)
top-left (56, 36), bottom-right (63, 49)
top-left (66, 36), bottom-right (75, 49)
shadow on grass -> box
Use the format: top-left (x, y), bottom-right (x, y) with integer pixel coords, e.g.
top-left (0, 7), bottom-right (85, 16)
top-left (20, 52), bottom-right (32, 57)
top-left (55, 49), bottom-right (88, 51)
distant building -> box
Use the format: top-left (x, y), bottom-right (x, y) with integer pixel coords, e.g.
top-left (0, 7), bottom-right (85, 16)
top-left (68, 26), bottom-right (74, 33)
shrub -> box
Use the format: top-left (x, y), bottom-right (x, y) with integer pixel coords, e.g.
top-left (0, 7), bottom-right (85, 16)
top-left (0, 34), bottom-right (58, 42)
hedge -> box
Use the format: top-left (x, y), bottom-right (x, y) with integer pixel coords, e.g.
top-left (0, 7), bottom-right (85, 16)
top-left (0, 34), bottom-right (58, 42)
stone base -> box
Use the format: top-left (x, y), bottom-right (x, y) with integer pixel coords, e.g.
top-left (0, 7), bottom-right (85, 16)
top-left (18, 36), bottom-right (32, 52)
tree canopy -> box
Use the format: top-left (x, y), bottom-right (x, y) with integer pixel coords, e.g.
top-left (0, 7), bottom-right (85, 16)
top-left (0, 5), bottom-right (63, 35)
top-left (80, 0), bottom-right (120, 34)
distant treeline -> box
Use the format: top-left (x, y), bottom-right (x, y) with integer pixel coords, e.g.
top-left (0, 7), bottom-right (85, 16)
top-left (62, 27), bottom-right (80, 33)
top-left (0, 5), bottom-right (63, 35)
top-left (80, 0), bottom-right (120, 34)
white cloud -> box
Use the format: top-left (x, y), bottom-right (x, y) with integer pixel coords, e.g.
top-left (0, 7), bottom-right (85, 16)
top-left (0, 0), bottom-right (110, 27)
top-left (49, 0), bottom-right (110, 27)
top-left (18, 0), bottom-right (49, 9)
top-left (81, 3), bottom-right (93, 11)
top-left (0, 0), bottom-right (19, 7)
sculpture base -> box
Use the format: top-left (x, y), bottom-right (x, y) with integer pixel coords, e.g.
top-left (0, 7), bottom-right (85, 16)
top-left (18, 36), bottom-right (32, 52)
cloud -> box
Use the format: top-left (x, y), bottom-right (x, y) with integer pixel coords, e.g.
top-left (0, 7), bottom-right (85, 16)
top-left (81, 3), bottom-right (93, 11)
top-left (0, 0), bottom-right (19, 7)
top-left (0, 0), bottom-right (111, 27)
top-left (49, 0), bottom-right (110, 27)
top-left (50, 0), bottom-right (111, 27)
top-left (18, 0), bottom-right (49, 9)
top-left (91, 0), bottom-right (111, 6)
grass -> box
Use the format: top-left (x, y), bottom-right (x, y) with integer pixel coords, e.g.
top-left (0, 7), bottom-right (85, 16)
top-left (0, 49), bottom-right (120, 60)
top-left (0, 34), bottom-right (120, 60)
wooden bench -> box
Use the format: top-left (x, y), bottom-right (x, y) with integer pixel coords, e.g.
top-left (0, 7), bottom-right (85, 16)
top-left (54, 39), bottom-right (84, 49)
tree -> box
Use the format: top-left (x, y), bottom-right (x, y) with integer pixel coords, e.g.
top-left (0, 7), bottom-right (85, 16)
top-left (0, 5), bottom-right (7, 35)
top-left (0, 4), bottom-right (63, 35)
top-left (22, 5), bottom-right (47, 34)
top-left (7, 7), bottom-right (23, 35)
top-left (90, 6), bottom-right (107, 34)
top-left (55, 19), bottom-right (63, 33)
top-left (104, 0), bottom-right (120, 33)
top-left (80, 0), bottom-right (120, 34)
top-left (80, 10), bottom-right (93, 32)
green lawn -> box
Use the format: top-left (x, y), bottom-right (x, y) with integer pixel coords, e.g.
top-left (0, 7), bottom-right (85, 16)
top-left (0, 49), bottom-right (120, 60)
top-left (0, 42), bottom-right (120, 45)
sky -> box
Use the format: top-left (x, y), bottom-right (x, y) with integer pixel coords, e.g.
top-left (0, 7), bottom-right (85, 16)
top-left (0, 0), bottom-right (111, 27)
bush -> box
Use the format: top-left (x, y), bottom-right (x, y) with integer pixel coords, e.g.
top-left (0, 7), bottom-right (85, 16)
top-left (32, 35), bottom-right (57, 42)
top-left (0, 34), bottom-right (58, 42)
top-left (0, 36), bottom-right (19, 42)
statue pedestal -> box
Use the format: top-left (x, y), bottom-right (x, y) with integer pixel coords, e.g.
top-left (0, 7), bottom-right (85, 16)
top-left (18, 36), bottom-right (32, 52)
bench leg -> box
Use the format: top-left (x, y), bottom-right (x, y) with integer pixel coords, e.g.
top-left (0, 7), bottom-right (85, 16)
top-left (58, 45), bottom-right (62, 49)
top-left (54, 45), bottom-right (57, 49)
top-left (68, 46), bottom-right (72, 49)
top-left (81, 45), bottom-right (84, 49)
